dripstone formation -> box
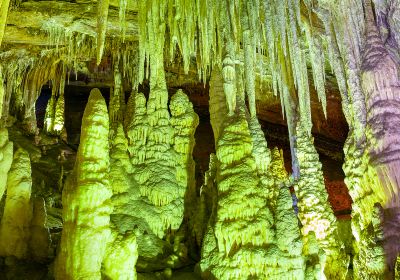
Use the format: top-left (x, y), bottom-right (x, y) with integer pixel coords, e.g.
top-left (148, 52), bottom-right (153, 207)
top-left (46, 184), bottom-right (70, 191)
top-left (0, 0), bottom-right (399, 279)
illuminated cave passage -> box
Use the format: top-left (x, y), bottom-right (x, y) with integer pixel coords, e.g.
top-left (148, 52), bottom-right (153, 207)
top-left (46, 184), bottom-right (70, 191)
top-left (0, 0), bottom-right (400, 279)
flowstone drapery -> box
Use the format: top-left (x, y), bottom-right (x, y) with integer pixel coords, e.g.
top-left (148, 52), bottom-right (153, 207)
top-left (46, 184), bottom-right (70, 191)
top-left (55, 88), bottom-right (112, 280)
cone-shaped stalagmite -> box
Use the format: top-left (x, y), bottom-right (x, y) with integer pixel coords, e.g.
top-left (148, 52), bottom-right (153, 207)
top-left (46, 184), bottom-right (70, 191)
top-left (104, 123), bottom-right (139, 280)
top-left (0, 148), bottom-right (32, 259)
top-left (55, 88), bottom-right (112, 280)
top-left (201, 112), bottom-right (275, 279)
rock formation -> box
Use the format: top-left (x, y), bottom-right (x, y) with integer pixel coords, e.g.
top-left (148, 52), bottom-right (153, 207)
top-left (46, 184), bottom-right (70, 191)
top-left (54, 88), bottom-right (112, 279)
top-left (0, 148), bottom-right (32, 259)
top-left (0, 127), bottom-right (13, 200)
top-left (295, 123), bottom-right (349, 279)
top-left (0, 0), bottom-right (399, 278)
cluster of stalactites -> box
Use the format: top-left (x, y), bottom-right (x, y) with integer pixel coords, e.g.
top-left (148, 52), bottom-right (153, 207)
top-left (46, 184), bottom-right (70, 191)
top-left (295, 122), bottom-right (349, 279)
top-left (135, 0), bottom-right (332, 134)
top-left (0, 49), bottom-right (70, 134)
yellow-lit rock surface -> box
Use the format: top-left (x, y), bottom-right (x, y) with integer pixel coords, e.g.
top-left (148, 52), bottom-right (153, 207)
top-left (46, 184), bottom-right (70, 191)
top-left (55, 88), bottom-right (112, 280)
top-left (0, 148), bottom-right (32, 259)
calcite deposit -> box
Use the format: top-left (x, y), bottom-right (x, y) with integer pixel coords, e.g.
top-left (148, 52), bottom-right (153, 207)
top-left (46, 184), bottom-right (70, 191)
top-left (0, 0), bottom-right (399, 279)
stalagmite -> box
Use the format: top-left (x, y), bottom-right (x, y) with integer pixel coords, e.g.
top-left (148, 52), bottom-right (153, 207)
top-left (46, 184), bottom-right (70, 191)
top-left (201, 111), bottom-right (275, 279)
top-left (29, 197), bottom-right (51, 262)
top-left (110, 123), bottom-right (131, 194)
top-left (0, 127), bottom-right (13, 200)
top-left (103, 230), bottom-right (138, 280)
top-left (303, 232), bottom-right (326, 280)
top-left (44, 94), bottom-right (55, 134)
top-left (170, 89), bottom-right (199, 193)
top-left (275, 185), bottom-right (305, 278)
top-left (248, 118), bottom-right (271, 175)
top-left (54, 88), bottom-right (112, 280)
top-left (53, 67), bottom-right (66, 134)
top-left (295, 123), bottom-right (349, 279)
top-left (2, 0), bottom-right (400, 278)
top-left (0, 148), bottom-right (32, 259)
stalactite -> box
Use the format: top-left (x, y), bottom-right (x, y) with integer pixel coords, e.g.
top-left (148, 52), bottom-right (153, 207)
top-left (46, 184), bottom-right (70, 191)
top-left (295, 123), bottom-right (349, 279)
top-left (209, 68), bottom-right (228, 144)
top-left (330, 0), bottom-right (366, 141)
top-left (118, 0), bottom-right (128, 41)
top-left (54, 88), bottom-right (112, 280)
top-left (0, 128), bottom-right (13, 200)
top-left (110, 67), bottom-right (123, 124)
top-left (96, 0), bottom-right (109, 65)
top-left (304, 23), bottom-right (327, 117)
top-left (317, 8), bottom-right (352, 126)
top-left (0, 148), bottom-right (32, 259)
top-left (241, 1), bottom-right (257, 118)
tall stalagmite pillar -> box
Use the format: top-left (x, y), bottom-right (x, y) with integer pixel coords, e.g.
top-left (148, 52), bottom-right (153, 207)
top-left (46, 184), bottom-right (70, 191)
top-left (295, 123), bottom-right (349, 279)
top-left (0, 148), bottom-right (32, 259)
top-left (55, 88), bottom-right (112, 280)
